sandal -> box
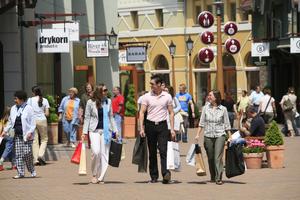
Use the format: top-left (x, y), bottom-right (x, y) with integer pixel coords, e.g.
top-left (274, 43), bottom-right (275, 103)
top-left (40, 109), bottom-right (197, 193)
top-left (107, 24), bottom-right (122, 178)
top-left (91, 177), bottom-right (99, 184)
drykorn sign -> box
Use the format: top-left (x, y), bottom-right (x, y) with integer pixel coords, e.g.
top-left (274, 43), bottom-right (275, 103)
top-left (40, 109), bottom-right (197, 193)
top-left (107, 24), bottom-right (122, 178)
top-left (86, 40), bottom-right (109, 57)
top-left (37, 29), bottom-right (70, 53)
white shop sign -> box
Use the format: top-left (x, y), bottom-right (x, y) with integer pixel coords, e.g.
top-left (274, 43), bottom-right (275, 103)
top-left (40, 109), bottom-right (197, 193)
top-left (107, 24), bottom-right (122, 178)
top-left (86, 40), bottom-right (109, 58)
top-left (290, 38), bottom-right (300, 53)
top-left (52, 21), bottom-right (80, 41)
top-left (251, 43), bottom-right (270, 57)
top-left (126, 46), bottom-right (147, 62)
top-left (119, 50), bottom-right (143, 64)
top-left (37, 29), bottom-right (70, 53)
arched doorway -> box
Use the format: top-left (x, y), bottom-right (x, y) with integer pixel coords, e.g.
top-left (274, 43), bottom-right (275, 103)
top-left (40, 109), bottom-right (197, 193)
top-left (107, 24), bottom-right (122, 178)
top-left (223, 53), bottom-right (237, 100)
top-left (194, 56), bottom-right (211, 106)
top-left (244, 52), bottom-right (260, 92)
top-left (153, 55), bottom-right (170, 85)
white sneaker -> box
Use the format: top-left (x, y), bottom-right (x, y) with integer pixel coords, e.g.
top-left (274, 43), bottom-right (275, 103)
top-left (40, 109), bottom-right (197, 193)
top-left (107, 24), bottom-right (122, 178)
top-left (71, 143), bottom-right (76, 148)
top-left (31, 171), bottom-right (37, 178)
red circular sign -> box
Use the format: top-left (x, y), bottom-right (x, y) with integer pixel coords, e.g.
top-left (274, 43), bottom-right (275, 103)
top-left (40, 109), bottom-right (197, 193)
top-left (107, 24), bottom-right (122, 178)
top-left (198, 48), bottom-right (214, 63)
top-left (198, 11), bottom-right (214, 28)
top-left (225, 39), bottom-right (240, 54)
top-left (224, 22), bottom-right (238, 36)
top-left (201, 31), bottom-right (214, 44)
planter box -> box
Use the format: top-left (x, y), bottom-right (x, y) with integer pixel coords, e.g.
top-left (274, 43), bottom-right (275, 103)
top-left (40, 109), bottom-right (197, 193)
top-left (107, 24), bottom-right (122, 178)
top-left (243, 153), bottom-right (263, 169)
top-left (123, 116), bottom-right (136, 138)
top-left (47, 122), bottom-right (58, 145)
top-left (266, 145), bottom-right (284, 169)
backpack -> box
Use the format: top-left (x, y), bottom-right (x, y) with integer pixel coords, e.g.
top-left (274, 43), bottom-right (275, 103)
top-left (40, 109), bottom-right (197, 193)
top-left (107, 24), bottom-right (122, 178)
top-left (283, 98), bottom-right (293, 111)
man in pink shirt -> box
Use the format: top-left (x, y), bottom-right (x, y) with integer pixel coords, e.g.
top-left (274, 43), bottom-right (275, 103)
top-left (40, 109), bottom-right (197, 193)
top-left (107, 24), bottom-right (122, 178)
top-left (139, 74), bottom-right (175, 184)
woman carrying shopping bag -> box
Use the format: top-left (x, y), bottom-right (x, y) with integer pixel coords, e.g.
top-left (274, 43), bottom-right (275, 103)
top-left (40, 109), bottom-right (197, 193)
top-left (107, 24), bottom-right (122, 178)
top-left (27, 86), bottom-right (50, 166)
top-left (81, 84), bottom-right (118, 184)
top-left (195, 90), bottom-right (231, 185)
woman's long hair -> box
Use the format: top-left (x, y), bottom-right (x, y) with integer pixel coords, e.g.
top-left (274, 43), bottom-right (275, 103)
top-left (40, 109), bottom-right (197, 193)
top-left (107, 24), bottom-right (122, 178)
top-left (1, 106), bottom-right (11, 124)
top-left (32, 86), bottom-right (43, 107)
top-left (92, 85), bottom-right (104, 108)
top-left (212, 89), bottom-right (222, 106)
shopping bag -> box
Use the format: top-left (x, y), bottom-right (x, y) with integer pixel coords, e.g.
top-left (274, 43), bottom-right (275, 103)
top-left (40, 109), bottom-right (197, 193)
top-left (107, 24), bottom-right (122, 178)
top-left (132, 135), bottom-right (148, 173)
top-left (121, 143), bottom-right (126, 161)
top-left (195, 144), bottom-right (206, 176)
top-left (225, 143), bottom-right (245, 178)
top-left (71, 141), bottom-right (82, 164)
top-left (78, 142), bottom-right (87, 175)
top-left (167, 141), bottom-right (181, 171)
top-left (186, 144), bottom-right (196, 166)
top-left (109, 139), bottom-right (122, 167)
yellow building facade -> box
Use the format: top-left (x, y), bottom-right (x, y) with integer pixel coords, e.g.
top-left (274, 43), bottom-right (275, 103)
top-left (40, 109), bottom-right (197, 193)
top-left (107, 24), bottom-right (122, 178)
top-left (118, 0), bottom-right (258, 105)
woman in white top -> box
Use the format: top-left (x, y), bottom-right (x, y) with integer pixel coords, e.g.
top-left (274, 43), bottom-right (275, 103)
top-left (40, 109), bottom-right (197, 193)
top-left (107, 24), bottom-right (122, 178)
top-left (258, 88), bottom-right (276, 124)
top-left (27, 86), bottom-right (49, 166)
top-left (166, 86), bottom-right (183, 141)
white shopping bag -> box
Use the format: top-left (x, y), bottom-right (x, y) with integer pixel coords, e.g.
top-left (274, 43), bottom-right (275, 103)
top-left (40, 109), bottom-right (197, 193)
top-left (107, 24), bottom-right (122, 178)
top-left (78, 143), bottom-right (87, 176)
top-left (167, 141), bottom-right (181, 171)
top-left (186, 144), bottom-right (196, 166)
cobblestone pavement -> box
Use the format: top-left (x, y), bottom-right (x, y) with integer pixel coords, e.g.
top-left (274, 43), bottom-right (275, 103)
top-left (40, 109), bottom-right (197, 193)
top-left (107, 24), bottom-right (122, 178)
top-left (0, 129), bottom-right (299, 200)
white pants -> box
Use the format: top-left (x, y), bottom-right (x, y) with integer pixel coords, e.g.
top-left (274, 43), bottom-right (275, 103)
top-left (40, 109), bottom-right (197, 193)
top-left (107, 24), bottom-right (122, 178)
top-left (89, 129), bottom-right (110, 181)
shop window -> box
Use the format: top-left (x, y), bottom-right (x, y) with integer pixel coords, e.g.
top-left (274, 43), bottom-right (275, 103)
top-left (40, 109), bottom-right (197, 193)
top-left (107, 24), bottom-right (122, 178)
top-left (194, 5), bottom-right (202, 25)
top-left (131, 11), bottom-right (138, 29)
top-left (155, 9), bottom-right (163, 27)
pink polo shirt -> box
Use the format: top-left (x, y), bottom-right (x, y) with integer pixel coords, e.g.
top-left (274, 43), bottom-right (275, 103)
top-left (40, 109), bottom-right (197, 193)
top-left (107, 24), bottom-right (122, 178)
top-left (141, 91), bottom-right (173, 122)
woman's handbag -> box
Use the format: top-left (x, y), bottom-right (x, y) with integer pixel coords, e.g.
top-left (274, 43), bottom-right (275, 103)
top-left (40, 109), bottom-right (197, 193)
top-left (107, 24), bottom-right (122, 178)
top-left (71, 141), bottom-right (82, 164)
top-left (225, 143), bottom-right (245, 178)
top-left (109, 139), bottom-right (122, 167)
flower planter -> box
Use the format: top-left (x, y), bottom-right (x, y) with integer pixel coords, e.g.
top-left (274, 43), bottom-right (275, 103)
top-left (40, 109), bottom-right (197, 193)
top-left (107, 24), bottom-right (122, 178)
top-left (123, 116), bottom-right (136, 138)
top-left (47, 122), bottom-right (58, 145)
top-left (243, 153), bottom-right (263, 169)
top-left (266, 145), bottom-right (284, 169)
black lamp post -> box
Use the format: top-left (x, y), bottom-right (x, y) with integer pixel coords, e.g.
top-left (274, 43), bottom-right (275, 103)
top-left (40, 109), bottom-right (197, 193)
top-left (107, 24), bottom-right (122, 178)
top-left (169, 40), bottom-right (176, 88)
top-left (186, 35), bottom-right (194, 95)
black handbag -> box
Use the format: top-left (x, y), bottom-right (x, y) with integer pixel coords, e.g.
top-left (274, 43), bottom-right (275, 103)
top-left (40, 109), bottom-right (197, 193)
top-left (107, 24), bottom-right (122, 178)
top-left (109, 140), bottom-right (123, 167)
top-left (225, 143), bottom-right (245, 178)
top-left (132, 135), bottom-right (148, 173)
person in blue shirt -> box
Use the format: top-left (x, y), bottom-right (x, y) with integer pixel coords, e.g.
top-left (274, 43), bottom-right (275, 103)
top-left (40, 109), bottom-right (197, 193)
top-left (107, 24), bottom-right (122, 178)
top-left (175, 83), bottom-right (195, 142)
top-left (249, 86), bottom-right (264, 111)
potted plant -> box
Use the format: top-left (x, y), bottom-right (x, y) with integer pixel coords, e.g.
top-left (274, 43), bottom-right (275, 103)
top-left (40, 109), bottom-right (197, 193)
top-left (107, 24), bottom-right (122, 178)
top-left (123, 84), bottom-right (138, 138)
top-left (243, 139), bottom-right (266, 169)
top-left (264, 121), bottom-right (284, 168)
top-left (45, 95), bottom-right (59, 145)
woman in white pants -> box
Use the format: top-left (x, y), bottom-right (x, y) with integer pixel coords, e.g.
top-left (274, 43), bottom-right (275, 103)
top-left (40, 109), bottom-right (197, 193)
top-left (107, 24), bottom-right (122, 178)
top-left (28, 86), bottom-right (49, 166)
top-left (82, 84), bottom-right (118, 184)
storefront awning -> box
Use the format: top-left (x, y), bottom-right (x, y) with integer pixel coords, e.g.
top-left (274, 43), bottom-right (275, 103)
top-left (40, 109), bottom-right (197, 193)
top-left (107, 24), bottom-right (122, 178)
top-left (0, 0), bottom-right (37, 15)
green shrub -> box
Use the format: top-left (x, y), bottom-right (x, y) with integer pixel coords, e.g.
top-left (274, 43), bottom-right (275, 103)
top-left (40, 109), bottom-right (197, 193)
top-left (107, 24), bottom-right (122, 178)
top-left (125, 84), bottom-right (137, 117)
top-left (45, 95), bottom-right (59, 123)
top-left (264, 121), bottom-right (284, 146)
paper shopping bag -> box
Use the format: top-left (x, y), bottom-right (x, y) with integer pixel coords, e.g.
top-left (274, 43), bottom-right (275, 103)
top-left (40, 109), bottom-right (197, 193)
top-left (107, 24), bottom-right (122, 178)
top-left (71, 141), bottom-right (82, 164)
top-left (186, 144), bottom-right (196, 166)
top-left (195, 144), bottom-right (206, 176)
top-left (78, 142), bottom-right (87, 175)
top-left (167, 141), bottom-right (181, 171)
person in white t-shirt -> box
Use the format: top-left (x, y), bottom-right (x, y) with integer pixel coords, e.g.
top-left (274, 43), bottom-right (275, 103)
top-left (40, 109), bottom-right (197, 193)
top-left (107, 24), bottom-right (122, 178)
top-left (27, 86), bottom-right (50, 166)
top-left (258, 88), bottom-right (276, 124)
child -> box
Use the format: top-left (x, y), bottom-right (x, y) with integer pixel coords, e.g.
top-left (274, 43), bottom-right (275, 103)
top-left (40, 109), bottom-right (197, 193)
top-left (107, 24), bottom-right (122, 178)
top-left (0, 106), bottom-right (16, 171)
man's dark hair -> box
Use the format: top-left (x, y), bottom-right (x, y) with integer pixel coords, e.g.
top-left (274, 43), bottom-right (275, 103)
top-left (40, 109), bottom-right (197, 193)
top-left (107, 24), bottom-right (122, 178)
top-left (14, 90), bottom-right (27, 101)
top-left (247, 105), bottom-right (257, 114)
top-left (115, 86), bottom-right (121, 93)
top-left (212, 90), bottom-right (222, 106)
top-left (151, 74), bottom-right (163, 84)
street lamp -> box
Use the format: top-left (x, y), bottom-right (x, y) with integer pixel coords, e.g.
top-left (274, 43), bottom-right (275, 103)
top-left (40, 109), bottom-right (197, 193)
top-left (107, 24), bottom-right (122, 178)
top-left (213, 0), bottom-right (225, 98)
top-left (186, 35), bottom-right (194, 95)
top-left (109, 27), bottom-right (118, 47)
top-left (169, 40), bottom-right (176, 88)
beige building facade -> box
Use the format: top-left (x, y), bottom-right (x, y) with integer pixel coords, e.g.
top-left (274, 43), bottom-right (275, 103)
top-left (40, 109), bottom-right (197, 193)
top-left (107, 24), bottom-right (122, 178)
top-left (118, 0), bottom-right (260, 106)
